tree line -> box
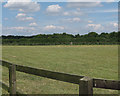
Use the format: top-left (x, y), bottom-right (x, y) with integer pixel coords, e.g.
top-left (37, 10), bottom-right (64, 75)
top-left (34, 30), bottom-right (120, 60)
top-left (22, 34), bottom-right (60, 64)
top-left (1, 31), bottom-right (119, 45)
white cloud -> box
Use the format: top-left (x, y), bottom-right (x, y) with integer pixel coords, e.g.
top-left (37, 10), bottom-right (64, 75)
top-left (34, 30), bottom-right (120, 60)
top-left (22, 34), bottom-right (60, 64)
top-left (16, 13), bottom-right (26, 18)
top-left (5, 26), bottom-right (35, 30)
top-left (63, 12), bottom-right (70, 16)
top-left (64, 17), bottom-right (81, 22)
top-left (72, 17), bottom-right (81, 22)
top-left (102, 9), bottom-right (118, 13)
top-left (110, 22), bottom-right (118, 27)
top-left (86, 22), bottom-right (118, 33)
top-left (44, 25), bottom-right (64, 30)
top-left (63, 8), bottom-right (83, 16)
top-left (25, 17), bottom-right (34, 21)
top-left (18, 16), bottom-right (34, 21)
top-left (113, 23), bottom-right (118, 27)
top-left (46, 4), bottom-right (62, 13)
top-left (87, 24), bottom-right (102, 30)
top-left (88, 9), bottom-right (118, 13)
top-left (3, 26), bottom-right (36, 36)
top-left (4, 0), bottom-right (40, 12)
top-left (29, 22), bottom-right (37, 26)
top-left (63, 11), bottom-right (83, 16)
top-left (44, 25), bottom-right (56, 29)
top-left (67, 2), bottom-right (102, 8)
top-left (88, 20), bottom-right (93, 23)
top-left (10, 27), bottom-right (24, 30)
top-left (72, 11), bottom-right (83, 16)
top-left (16, 13), bottom-right (34, 21)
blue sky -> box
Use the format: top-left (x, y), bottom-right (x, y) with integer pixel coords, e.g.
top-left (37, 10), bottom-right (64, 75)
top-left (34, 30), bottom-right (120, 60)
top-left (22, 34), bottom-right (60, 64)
top-left (2, 1), bottom-right (118, 36)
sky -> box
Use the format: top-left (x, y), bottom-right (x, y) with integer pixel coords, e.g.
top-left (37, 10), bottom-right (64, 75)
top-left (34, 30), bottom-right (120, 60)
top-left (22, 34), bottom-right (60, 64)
top-left (1, 0), bottom-right (119, 36)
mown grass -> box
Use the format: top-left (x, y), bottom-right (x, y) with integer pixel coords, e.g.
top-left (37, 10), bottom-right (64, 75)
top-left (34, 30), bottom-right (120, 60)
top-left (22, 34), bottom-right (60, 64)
top-left (2, 45), bottom-right (118, 94)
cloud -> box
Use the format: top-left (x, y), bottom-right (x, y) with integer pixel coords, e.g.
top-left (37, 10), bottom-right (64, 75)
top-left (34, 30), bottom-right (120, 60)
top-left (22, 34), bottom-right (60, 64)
top-left (64, 17), bottom-right (81, 22)
top-left (17, 16), bottom-right (34, 21)
top-left (3, 25), bottom-right (65, 35)
top-left (24, 17), bottom-right (34, 21)
top-left (86, 22), bottom-right (118, 33)
top-left (88, 9), bottom-right (118, 13)
top-left (16, 13), bottom-right (26, 17)
top-left (87, 24), bottom-right (103, 31)
top-left (113, 23), bottom-right (118, 27)
top-left (72, 17), bottom-right (81, 22)
top-left (5, 26), bottom-right (35, 30)
top-left (110, 22), bottom-right (118, 27)
top-left (44, 25), bottom-right (64, 30)
top-left (16, 13), bottom-right (34, 21)
top-left (63, 12), bottom-right (70, 16)
top-left (3, 26), bottom-right (36, 36)
top-left (88, 20), bottom-right (93, 23)
top-left (67, 2), bottom-right (102, 8)
top-left (102, 9), bottom-right (118, 13)
top-left (63, 10), bottom-right (83, 16)
top-left (63, 8), bottom-right (83, 16)
top-left (46, 4), bottom-right (62, 13)
top-left (4, 0), bottom-right (38, 24)
top-left (4, 0), bottom-right (40, 12)
top-left (29, 22), bottom-right (37, 26)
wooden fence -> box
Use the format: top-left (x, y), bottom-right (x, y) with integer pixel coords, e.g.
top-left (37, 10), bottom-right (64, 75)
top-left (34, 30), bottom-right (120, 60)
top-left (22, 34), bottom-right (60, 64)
top-left (0, 60), bottom-right (120, 95)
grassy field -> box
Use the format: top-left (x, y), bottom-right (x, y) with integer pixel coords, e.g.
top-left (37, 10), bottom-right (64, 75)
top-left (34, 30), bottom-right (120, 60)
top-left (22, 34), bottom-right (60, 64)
top-left (2, 45), bottom-right (118, 94)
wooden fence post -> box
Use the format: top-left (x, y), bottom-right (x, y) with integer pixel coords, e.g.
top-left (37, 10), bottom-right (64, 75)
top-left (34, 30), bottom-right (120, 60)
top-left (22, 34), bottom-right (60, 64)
top-left (79, 76), bottom-right (93, 96)
top-left (9, 64), bottom-right (16, 95)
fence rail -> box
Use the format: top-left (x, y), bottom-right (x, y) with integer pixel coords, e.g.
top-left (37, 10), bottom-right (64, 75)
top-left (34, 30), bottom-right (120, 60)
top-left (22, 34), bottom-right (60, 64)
top-left (0, 60), bottom-right (120, 95)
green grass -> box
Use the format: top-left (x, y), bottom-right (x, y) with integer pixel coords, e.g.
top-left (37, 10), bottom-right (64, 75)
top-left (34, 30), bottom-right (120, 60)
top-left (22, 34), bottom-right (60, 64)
top-left (2, 45), bottom-right (118, 94)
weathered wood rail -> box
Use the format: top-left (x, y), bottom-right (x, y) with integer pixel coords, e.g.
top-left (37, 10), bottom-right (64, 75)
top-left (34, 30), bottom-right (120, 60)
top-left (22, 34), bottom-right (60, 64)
top-left (0, 60), bottom-right (120, 95)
